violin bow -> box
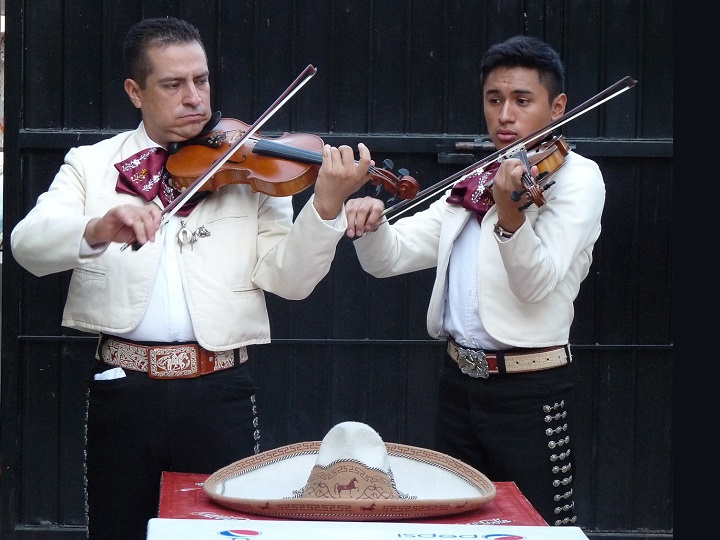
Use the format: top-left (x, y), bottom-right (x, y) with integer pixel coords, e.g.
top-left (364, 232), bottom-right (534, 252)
top-left (121, 64), bottom-right (317, 251)
top-left (383, 75), bottom-right (637, 221)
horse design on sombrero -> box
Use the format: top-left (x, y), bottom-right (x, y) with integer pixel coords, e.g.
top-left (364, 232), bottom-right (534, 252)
top-left (203, 421), bottom-right (496, 521)
top-left (334, 477), bottom-right (359, 497)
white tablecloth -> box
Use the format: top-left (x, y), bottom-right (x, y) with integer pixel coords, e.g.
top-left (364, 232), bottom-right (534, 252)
top-left (147, 518), bottom-right (590, 539)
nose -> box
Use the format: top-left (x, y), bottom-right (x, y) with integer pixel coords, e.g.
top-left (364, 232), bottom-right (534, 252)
top-left (183, 83), bottom-right (203, 106)
top-left (498, 101), bottom-right (514, 123)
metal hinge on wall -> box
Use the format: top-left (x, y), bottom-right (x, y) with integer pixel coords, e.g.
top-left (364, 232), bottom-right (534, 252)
top-left (437, 137), bottom-right (495, 164)
top-left (438, 136), bottom-right (580, 164)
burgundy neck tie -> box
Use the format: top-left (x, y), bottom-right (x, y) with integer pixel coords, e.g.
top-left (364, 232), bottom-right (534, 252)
top-left (114, 147), bottom-right (205, 217)
top-left (446, 161), bottom-right (500, 222)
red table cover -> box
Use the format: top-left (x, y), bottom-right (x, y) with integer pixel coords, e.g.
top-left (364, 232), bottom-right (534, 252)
top-left (158, 471), bottom-right (547, 526)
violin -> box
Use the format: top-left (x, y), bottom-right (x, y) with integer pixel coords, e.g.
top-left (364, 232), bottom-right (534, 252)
top-left (383, 75), bottom-right (637, 221)
top-left (123, 64), bottom-right (320, 250)
top-left (506, 135), bottom-right (570, 209)
top-left (125, 65), bottom-right (416, 251)
top-left (165, 117), bottom-right (420, 200)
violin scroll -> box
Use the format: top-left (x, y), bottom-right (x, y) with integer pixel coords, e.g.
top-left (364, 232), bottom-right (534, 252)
top-left (370, 159), bottom-right (419, 201)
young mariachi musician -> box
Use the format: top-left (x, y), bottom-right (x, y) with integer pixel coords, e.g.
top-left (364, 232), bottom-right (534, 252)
top-left (344, 35), bottom-right (606, 525)
top-left (11, 16), bottom-right (375, 540)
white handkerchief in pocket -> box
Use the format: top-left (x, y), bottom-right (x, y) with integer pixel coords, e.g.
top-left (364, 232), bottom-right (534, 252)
top-left (94, 367), bottom-right (126, 380)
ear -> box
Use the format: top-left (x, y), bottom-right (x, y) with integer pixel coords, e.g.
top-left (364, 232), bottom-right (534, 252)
top-left (551, 93), bottom-right (567, 120)
top-left (124, 79), bottom-right (143, 110)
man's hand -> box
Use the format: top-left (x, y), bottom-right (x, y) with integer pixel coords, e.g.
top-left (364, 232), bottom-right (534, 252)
top-left (312, 143), bottom-right (373, 220)
top-left (84, 204), bottom-right (163, 248)
top-left (344, 196), bottom-right (386, 238)
top-left (491, 158), bottom-right (534, 233)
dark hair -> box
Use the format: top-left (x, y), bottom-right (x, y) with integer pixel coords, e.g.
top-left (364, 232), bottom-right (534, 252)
top-left (480, 35), bottom-right (565, 101)
top-left (123, 17), bottom-right (205, 88)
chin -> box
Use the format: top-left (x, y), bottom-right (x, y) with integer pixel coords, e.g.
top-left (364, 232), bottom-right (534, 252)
top-left (178, 124), bottom-right (206, 141)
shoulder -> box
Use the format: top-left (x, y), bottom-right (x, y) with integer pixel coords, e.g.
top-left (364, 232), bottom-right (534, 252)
top-left (67, 127), bottom-right (142, 161)
top-left (543, 151), bottom-right (605, 206)
top-left (564, 151), bottom-right (601, 176)
top-left (556, 151), bottom-right (604, 186)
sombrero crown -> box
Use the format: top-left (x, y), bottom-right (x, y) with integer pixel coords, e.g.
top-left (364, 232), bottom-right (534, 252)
top-left (293, 420), bottom-right (408, 500)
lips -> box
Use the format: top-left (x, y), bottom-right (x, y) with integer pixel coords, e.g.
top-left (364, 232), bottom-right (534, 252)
top-left (181, 114), bottom-right (208, 124)
top-left (496, 131), bottom-right (516, 142)
top-left (495, 132), bottom-right (518, 147)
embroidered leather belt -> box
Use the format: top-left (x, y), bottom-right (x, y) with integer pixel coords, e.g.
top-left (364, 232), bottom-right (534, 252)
top-left (447, 338), bottom-right (569, 379)
top-left (97, 335), bottom-right (248, 379)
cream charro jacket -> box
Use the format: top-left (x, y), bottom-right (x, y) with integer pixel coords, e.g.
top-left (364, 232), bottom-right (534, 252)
top-left (353, 151), bottom-right (605, 348)
top-left (11, 124), bottom-right (348, 351)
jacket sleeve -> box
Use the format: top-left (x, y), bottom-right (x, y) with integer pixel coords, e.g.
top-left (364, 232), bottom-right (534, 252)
top-left (250, 194), bottom-right (347, 300)
top-left (352, 195), bottom-right (450, 277)
top-left (10, 146), bottom-right (101, 276)
top-left (494, 152), bottom-right (605, 304)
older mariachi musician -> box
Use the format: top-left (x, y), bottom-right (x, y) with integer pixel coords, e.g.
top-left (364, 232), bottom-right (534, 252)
top-left (11, 16), bottom-right (374, 540)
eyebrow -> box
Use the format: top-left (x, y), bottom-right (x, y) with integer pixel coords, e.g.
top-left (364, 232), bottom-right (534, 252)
top-left (156, 76), bottom-right (183, 84)
top-left (156, 71), bottom-right (209, 84)
top-left (485, 88), bottom-right (534, 97)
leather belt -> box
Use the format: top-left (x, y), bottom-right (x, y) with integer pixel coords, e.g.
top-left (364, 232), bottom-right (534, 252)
top-left (447, 338), bottom-right (570, 379)
top-left (96, 335), bottom-right (248, 379)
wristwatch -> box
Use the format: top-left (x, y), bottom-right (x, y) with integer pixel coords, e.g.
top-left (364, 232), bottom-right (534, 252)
top-left (493, 222), bottom-right (515, 239)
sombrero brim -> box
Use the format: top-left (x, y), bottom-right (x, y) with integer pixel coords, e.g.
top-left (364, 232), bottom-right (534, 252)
top-left (204, 440), bottom-right (496, 521)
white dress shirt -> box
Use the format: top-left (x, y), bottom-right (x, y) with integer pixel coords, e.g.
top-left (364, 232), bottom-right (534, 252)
top-left (443, 217), bottom-right (509, 350)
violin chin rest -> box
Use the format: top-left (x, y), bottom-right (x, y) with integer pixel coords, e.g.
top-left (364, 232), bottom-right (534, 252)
top-left (199, 111), bottom-right (223, 136)
top-left (167, 112), bottom-right (223, 155)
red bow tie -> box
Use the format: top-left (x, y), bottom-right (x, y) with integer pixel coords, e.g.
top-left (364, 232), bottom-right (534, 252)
top-left (114, 147), bottom-right (205, 217)
top-left (446, 161), bottom-right (500, 222)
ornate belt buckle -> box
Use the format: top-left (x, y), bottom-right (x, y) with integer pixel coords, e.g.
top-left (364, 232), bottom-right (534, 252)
top-left (149, 345), bottom-right (198, 379)
top-left (458, 348), bottom-right (490, 379)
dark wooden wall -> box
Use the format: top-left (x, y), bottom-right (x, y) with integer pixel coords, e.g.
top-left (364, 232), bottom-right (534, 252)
top-left (1, 1), bottom-right (672, 538)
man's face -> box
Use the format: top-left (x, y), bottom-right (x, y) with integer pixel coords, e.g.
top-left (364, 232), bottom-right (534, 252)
top-left (124, 41), bottom-right (212, 148)
top-left (482, 66), bottom-right (566, 150)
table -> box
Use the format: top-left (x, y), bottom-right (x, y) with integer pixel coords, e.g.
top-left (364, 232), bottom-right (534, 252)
top-left (158, 471), bottom-right (547, 526)
top-left (150, 472), bottom-right (590, 539)
top-left (148, 518), bottom-right (591, 539)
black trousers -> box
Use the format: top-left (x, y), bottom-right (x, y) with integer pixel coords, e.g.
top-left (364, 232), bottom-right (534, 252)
top-left (435, 354), bottom-right (577, 526)
top-left (85, 358), bottom-right (259, 540)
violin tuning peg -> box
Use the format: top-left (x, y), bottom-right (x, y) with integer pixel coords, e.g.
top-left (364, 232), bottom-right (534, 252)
top-left (383, 158), bottom-right (394, 170)
top-left (398, 167), bottom-right (409, 178)
top-left (374, 184), bottom-right (384, 198)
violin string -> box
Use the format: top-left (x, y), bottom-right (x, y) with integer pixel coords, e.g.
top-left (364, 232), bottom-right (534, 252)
top-left (245, 134), bottom-right (392, 178)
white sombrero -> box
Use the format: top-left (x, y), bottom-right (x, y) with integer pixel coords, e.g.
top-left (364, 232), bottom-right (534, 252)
top-left (204, 421), bottom-right (496, 521)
